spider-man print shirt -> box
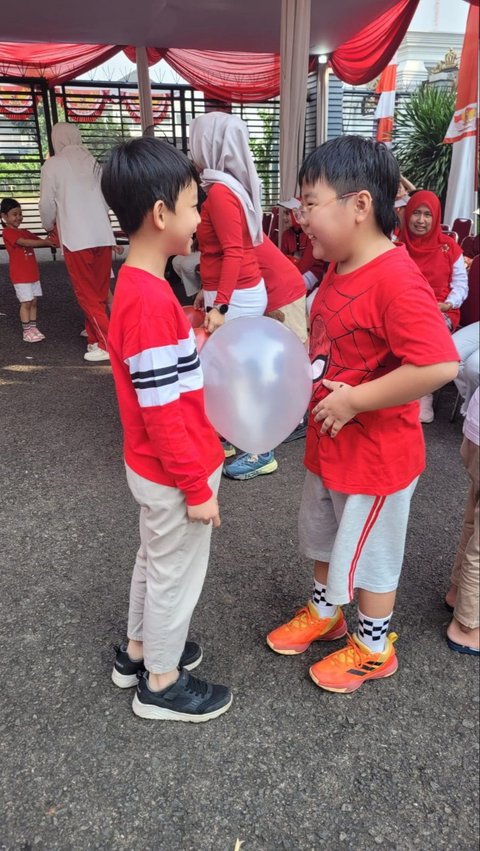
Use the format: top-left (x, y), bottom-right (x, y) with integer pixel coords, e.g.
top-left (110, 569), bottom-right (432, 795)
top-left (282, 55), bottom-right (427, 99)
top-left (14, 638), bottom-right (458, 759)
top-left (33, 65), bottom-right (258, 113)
top-left (305, 245), bottom-right (459, 496)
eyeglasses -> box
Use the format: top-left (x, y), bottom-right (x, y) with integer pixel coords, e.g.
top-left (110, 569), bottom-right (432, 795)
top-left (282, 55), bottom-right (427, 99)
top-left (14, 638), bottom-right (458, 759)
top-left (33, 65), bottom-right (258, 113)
top-left (292, 192), bottom-right (359, 223)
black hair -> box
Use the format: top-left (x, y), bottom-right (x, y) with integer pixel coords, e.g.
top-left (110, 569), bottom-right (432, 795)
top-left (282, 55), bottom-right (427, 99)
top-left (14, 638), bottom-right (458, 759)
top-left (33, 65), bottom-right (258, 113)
top-left (1, 197), bottom-right (21, 215)
top-left (100, 137), bottom-right (199, 235)
top-left (298, 136), bottom-right (400, 236)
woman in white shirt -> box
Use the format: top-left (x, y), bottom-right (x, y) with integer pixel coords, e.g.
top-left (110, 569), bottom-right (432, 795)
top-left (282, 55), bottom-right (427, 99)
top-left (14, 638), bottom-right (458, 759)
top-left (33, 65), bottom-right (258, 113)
top-left (40, 123), bottom-right (116, 362)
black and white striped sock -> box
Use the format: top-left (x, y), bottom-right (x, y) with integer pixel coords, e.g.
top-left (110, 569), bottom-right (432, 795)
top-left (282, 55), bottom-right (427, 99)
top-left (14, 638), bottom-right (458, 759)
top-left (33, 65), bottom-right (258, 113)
top-left (357, 609), bottom-right (392, 652)
top-left (312, 580), bottom-right (337, 619)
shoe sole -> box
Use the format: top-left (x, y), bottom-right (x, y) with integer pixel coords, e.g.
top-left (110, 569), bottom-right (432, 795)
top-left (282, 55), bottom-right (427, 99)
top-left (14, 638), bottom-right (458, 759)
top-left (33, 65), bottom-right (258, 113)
top-left (223, 459), bottom-right (278, 480)
top-left (132, 692), bottom-right (233, 722)
top-left (223, 447), bottom-right (236, 458)
top-left (309, 655), bottom-right (398, 693)
top-left (266, 619), bottom-right (348, 655)
top-left (111, 649), bottom-right (203, 689)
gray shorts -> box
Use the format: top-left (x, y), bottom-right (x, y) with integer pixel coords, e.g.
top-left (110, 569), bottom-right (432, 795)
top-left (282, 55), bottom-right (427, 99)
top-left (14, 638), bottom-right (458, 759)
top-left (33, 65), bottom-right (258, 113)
top-left (298, 471), bottom-right (418, 605)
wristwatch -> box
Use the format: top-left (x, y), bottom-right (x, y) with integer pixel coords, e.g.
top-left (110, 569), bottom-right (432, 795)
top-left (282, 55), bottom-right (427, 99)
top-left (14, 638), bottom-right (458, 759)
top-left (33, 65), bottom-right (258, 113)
top-left (207, 304), bottom-right (229, 315)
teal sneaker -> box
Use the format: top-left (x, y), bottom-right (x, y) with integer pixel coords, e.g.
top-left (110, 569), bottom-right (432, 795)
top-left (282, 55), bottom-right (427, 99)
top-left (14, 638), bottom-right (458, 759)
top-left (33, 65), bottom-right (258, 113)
top-left (223, 451), bottom-right (278, 480)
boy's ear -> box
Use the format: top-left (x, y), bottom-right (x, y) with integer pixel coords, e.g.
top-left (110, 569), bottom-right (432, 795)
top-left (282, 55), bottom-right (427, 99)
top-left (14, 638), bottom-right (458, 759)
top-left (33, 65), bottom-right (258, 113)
top-left (152, 199), bottom-right (167, 232)
top-left (354, 190), bottom-right (373, 223)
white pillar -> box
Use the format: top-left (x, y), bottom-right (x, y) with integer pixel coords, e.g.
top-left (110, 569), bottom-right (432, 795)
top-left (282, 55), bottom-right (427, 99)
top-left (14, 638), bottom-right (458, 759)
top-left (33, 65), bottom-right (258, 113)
top-left (136, 47), bottom-right (155, 137)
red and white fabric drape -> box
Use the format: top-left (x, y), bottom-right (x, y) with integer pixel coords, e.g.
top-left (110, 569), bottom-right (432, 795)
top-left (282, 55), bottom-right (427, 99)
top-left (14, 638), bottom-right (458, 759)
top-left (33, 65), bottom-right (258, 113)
top-left (0, 0), bottom-right (420, 98)
top-left (443, 1), bottom-right (479, 224)
top-left (374, 53), bottom-right (398, 146)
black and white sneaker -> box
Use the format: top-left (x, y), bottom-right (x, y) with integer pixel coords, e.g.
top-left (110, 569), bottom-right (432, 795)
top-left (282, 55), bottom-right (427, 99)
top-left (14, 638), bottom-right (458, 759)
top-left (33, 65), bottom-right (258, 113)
top-left (132, 669), bottom-right (232, 722)
top-left (111, 640), bottom-right (203, 688)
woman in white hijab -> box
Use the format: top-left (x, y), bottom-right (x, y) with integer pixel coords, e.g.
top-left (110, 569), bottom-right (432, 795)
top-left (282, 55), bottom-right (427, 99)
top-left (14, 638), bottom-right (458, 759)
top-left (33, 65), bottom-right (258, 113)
top-left (190, 112), bottom-right (279, 481)
top-left (39, 123), bottom-right (116, 362)
top-left (189, 112), bottom-right (267, 335)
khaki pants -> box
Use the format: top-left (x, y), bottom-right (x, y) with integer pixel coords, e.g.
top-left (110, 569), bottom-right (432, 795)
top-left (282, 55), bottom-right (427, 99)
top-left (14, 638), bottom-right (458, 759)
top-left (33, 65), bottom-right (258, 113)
top-left (266, 294), bottom-right (308, 343)
top-left (125, 463), bottom-right (222, 673)
top-left (450, 438), bottom-right (479, 629)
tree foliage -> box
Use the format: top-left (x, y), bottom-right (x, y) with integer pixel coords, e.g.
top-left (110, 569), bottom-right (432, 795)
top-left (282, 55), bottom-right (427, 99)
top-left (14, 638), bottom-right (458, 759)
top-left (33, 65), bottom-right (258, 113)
top-left (393, 85), bottom-right (456, 209)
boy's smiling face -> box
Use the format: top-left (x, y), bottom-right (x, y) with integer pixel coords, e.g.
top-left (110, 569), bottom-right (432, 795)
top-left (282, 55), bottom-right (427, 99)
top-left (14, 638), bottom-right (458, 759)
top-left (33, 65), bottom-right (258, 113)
top-left (300, 180), bottom-right (358, 263)
top-left (2, 206), bottom-right (22, 228)
top-left (161, 180), bottom-right (200, 257)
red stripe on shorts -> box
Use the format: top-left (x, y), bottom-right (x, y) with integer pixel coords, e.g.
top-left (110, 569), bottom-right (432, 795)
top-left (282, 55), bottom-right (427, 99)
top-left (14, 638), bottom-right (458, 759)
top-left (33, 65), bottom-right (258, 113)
top-left (347, 495), bottom-right (386, 600)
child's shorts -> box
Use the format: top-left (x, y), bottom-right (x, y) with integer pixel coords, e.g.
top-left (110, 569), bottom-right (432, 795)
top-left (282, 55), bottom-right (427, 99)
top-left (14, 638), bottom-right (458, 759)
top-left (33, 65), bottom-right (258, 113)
top-left (13, 281), bottom-right (42, 302)
top-left (298, 470), bottom-right (419, 605)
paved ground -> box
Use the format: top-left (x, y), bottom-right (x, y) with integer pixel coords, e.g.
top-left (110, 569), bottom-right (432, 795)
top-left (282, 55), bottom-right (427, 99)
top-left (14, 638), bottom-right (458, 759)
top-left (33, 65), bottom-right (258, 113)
top-left (0, 260), bottom-right (478, 851)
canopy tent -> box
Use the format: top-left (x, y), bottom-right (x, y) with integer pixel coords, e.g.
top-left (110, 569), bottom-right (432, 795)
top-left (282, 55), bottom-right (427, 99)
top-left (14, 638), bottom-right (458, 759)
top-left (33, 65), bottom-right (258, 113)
top-left (0, 0), bottom-right (419, 95)
top-left (0, 0), bottom-right (420, 213)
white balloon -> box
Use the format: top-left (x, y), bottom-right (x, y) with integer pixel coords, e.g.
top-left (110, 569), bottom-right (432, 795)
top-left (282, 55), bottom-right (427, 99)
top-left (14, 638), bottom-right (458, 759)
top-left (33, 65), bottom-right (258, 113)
top-left (200, 316), bottom-right (313, 454)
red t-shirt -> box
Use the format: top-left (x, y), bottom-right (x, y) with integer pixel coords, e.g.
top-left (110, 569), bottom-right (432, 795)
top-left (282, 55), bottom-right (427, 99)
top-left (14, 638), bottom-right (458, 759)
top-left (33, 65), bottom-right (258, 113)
top-left (305, 245), bottom-right (459, 495)
top-left (2, 227), bottom-right (39, 284)
top-left (107, 265), bottom-right (224, 506)
top-left (281, 226), bottom-right (308, 257)
top-left (255, 236), bottom-right (306, 313)
top-left (197, 183), bottom-right (261, 304)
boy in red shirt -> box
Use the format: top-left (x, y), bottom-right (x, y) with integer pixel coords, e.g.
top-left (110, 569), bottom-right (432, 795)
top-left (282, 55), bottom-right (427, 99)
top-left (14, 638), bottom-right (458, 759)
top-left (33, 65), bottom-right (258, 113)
top-left (1, 197), bottom-right (56, 342)
top-left (266, 136), bottom-right (459, 692)
top-left (100, 137), bottom-right (231, 722)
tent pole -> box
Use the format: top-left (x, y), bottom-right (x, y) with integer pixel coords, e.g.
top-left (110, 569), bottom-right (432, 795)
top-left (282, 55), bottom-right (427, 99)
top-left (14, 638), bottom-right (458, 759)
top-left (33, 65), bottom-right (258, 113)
top-left (316, 62), bottom-right (329, 145)
top-left (279, 0), bottom-right (311, 245)
top-left (136, 46), bottom-right (155, 137)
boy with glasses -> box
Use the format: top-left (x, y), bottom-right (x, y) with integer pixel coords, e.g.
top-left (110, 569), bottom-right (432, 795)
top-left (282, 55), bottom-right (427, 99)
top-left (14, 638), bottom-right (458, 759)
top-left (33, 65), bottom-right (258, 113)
top-left (266, 136), bottom-right (459, 693)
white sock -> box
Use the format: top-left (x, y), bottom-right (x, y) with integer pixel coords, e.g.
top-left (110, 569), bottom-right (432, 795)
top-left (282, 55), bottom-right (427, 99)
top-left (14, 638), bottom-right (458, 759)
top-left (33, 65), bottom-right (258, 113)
top-left (357, 609), bottom-right (392, 652)
top-left (311, 580), bottom-right (337, 619)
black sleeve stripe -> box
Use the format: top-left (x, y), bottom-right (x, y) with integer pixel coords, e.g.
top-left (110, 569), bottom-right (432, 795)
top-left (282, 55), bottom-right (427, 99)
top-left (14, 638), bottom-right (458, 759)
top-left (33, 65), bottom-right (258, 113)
top-left (132, 374), bottom-right (179, 390)
top-left (131, 365), bottom-right (177, 380)
top-left (178, 358), bottom-right (200, 374)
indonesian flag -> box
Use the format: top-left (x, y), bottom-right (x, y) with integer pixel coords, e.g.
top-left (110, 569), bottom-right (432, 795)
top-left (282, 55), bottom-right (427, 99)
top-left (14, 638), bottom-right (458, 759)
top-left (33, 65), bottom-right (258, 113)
top-left (444, 2), bottom-right (479, 225)
top-left (374, 53), bottom-right (398, 147)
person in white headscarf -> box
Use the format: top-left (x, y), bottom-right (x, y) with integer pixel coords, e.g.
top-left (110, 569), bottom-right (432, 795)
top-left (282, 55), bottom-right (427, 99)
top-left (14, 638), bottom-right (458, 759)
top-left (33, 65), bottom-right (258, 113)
top-left (39, 123), bottom-right (116, 362)
top-left (189, 112), bottom-right (267, 335)
top-left (190, 112), bottom-right (279, 481)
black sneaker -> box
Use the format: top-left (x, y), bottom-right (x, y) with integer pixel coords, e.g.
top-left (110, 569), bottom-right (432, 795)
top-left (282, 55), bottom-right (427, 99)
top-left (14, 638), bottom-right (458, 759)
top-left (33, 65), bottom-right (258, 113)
top-left (132, 668), bottom-right (232, 722)
top-left (111, 640), bottom-right (203, 688)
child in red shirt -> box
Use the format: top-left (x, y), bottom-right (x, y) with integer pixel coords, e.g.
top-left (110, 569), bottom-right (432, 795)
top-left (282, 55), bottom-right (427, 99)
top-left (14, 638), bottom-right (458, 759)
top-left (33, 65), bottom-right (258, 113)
top-left (266, 136), bottom-right (459, 693)
top-left (1, 197), bottom-right (55, 342)
top-left (101, 137), bottom-right (231, 723)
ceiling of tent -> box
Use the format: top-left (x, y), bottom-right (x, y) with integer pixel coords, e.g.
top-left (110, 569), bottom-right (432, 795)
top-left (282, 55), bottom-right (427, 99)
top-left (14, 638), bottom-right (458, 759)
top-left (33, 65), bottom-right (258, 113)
top-left (1, 0), bottom-right (401, 53)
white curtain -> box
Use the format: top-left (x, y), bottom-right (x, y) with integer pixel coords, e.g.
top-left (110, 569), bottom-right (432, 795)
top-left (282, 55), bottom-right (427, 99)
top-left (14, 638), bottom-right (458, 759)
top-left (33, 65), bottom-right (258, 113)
top-left (279, 0), bottom-right (311, 204)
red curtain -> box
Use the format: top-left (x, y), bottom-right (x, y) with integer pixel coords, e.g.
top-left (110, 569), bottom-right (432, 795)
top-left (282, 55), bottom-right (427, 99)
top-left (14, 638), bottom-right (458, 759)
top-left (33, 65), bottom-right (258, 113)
top-left (329, 0), bottom-right (420, 85)
top-left (0, 42), bottom-right (120, 86)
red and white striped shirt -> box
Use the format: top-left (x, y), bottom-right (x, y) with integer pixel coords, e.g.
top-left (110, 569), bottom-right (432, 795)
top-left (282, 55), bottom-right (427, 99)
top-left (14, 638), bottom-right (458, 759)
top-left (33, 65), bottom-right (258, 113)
top-left (108, 265), bottom-right (223, 505)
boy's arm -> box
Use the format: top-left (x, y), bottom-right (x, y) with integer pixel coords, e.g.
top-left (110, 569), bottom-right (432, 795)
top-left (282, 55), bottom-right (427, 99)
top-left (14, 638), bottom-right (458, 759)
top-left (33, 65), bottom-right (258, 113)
top-left (314, 362), bottom-right (458, 437)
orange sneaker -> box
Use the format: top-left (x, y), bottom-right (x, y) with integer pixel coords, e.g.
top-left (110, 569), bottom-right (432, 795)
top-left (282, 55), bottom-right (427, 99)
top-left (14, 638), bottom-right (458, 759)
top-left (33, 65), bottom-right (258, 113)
top-left (266, 602), bottom-right (347, 655)
top-left (309, 632), bottom-right (398, 693)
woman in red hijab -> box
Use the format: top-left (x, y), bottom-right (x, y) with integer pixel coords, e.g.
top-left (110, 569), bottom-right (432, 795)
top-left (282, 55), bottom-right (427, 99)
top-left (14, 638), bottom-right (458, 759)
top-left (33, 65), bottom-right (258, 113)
top-left (400, 190), bottom-right (468, 332)
top-left (400, 190), bottom-right (468, 423)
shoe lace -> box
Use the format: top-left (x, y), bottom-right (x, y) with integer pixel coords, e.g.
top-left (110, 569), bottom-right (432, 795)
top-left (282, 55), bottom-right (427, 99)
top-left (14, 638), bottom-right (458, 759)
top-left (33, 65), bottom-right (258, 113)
top-left (183, 672), bottom-right (209, 698)
top-left (328, 634), bottom-right (366, 668)
top-left (287, 606), bottom-right (314, 631)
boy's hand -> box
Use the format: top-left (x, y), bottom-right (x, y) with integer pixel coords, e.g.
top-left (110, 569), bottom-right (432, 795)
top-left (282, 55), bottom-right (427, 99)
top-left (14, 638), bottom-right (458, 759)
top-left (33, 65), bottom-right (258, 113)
top-left (438, 302), bottom-right (453, 313)
top-left (187, 495), bottom-right (221, 527)
top-left (313, 379), bottom-right (358, 438)
top-left (204, 308), bottom-right (225, 334)
top-left (194, 289), bottom-right (205, 310)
